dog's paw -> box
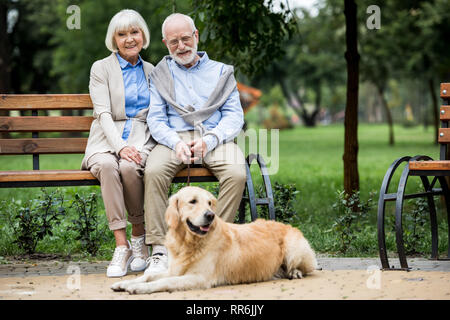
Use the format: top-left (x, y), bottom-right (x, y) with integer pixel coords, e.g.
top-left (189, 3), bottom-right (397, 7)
top-left (111, 280), bottom-right (131, 291)
top-left (288, 269), bottom-right (303, 279)
top-left (126, 283), bottom-right (151, 295)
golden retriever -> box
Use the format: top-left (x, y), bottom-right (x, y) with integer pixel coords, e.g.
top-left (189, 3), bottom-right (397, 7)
top-left (111, 186), bottom-right (317, 294)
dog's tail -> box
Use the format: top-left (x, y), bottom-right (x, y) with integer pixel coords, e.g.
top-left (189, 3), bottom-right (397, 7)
top-left (284, 228), bottom-right (318, 276)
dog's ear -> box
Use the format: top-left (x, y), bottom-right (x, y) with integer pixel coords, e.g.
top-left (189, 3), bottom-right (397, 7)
top-left (165, 194), bottom-right (179, 229)
top-left (210, 197), bottom-right (217, 212)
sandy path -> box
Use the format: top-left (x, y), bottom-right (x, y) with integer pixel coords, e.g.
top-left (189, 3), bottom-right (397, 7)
top-left (1, 269), bottom-right (449, 300)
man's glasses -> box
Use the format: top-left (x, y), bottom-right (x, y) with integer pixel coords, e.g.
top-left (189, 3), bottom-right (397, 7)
top-left (167, 31), bottom-right (195, 48)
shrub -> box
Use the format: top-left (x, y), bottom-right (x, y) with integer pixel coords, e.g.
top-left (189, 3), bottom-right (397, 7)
top-left (69, 192), bottom-right (107, 256)
top-left (10, 189), bottom-right (66, 254)
top-left (400, 196), bottom-right (430, 255)
top-left (237, 182), bottom-right (300, 223)
top-left (328, 190), bottom-right (375, 254)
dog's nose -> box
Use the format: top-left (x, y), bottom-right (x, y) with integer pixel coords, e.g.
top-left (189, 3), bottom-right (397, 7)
top-left (204, 210), bottom-right (215, 222)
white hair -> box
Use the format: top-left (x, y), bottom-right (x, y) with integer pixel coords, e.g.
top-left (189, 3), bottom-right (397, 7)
top-left (105, 9), bottom-right (150, 53)
top-left (161, 13), bottom-right (196, 40)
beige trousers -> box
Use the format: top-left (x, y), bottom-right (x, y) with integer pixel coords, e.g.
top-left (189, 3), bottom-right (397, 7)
top-left (87, 152), bottom-right (147, 230)
top-left (144, 131), bottom-right (246, 245)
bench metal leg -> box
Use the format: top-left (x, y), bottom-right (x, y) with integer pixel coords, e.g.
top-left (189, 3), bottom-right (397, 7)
top-left (395, 160), bottom-right (412, 270)
top-left (420, 176), bottom-right (439, 260)
top-left (377, 156), bottom-right (411, 270)
top-left (238, 160), bottom-right (257, 223)
top-left (437, 176), bottom-right (450, 259)
top-left (247, 153), bottom-right (275, 220)
top-left (238, 154), bottom-right (275, 223)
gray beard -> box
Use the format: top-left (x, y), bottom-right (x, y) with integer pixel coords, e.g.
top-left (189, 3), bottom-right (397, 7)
top-left (170, 44), bottom-right (198, 66)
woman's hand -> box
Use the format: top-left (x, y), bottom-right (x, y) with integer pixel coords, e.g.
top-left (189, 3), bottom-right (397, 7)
top-left (119, 146), bottom-right (142, 164)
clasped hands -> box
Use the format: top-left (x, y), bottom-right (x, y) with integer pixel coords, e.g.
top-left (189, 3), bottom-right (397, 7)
top-left (119, 139), bottom-right (207, 165)
top-left (175, 139), bottom-right (207, 164)
top-left (119, 146), bottom-right (142, 164)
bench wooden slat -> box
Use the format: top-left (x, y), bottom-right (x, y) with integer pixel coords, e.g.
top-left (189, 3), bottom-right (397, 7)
top-left (0, 170), bottom-right (96, 182)
top-left (438, 128), bottom-right (450, 143)
top-left (409, 160), bottom-right (450, 171)
top-left (0, 94), bottom-right (93, 111)
top-left (440, 106), bottom-right (450, 120)
top-left (441, 83), bottom-right (450, 99)
top-left (0, 116), bottom-right (93, 132)
top-left (0, 167), bottom-right (215, 183)
top-left (0, 138), bottom-right (87, 154)
top-left (174, 167), bottom-right (214, 178)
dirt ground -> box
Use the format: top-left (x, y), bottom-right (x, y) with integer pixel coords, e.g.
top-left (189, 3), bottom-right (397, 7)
top-left (0, 258), bottom-right (449, 300)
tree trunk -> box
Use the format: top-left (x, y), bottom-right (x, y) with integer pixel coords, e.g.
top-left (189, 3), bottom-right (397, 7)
top-left (0, 2), bottom-right (11, 138)
top-left (376, 84), bottom-right (394, 145)
top-left (343, 0), bottom-right (360, 196)
top-left (0, 2), bottom-right (10, 92)
top-left (428, 77), bottom-right (439, 145)
top-left (278, 79), bottom-right (319, 127)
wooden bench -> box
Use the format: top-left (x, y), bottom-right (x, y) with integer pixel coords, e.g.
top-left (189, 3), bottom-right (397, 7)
top-left (377, 83), bottom-right (450, 270)
top-left (0, 94), bottom-right (274, 221)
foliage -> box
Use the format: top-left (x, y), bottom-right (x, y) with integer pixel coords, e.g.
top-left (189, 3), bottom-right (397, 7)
top-left (69, 192), bottom-right (107, 256)
top-left (9, 189), bottom-right (66, 254)
top-left (252, 1), bottom-right (346, 126)
top-left (192, 0), bottom-right (296, 77)
top-left (400, 196), bottom-right (430, 255)
top-left (328, 190), bottom-right (375, 253)
top-left (0, 124), bottom-right (447, 259)
top-left (259, 182), bottom-right (299, 223)
top-left (237, 182), bottom-right (299, 223)
top-left (50, 0), bottom-right (192, 93)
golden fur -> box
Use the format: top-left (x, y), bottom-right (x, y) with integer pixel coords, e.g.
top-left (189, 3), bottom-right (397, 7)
top-left (111, 186), bottom-right (317, 294)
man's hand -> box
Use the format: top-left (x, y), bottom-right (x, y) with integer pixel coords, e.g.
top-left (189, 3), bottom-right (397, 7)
top-left (175, 141), bottom-right (192, 164)
top-left (188, 139), bottom-right (208, 161)
top-left (119, 146), bottom-right (142, 164)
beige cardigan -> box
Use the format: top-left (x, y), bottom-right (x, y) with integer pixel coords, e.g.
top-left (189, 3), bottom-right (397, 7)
top-left (81, 53), bottom-right (156, 169)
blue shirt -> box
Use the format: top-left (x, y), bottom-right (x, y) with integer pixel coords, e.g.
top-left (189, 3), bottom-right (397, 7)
top-left (147, 52), bottom-right (243, 152)
top-left (116, 53), bottom-right (150, 141)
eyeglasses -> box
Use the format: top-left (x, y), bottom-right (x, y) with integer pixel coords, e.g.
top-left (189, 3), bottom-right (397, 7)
top-left (167, 31), bottom-right (195, 48)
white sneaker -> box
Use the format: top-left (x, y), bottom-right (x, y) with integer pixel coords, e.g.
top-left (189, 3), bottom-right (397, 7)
top-left (144, 253), bottom-right (168, 276)
top-left (130, 235), bottom-right (149, 272)
top-left (107, 241), bottom-right (133, 278)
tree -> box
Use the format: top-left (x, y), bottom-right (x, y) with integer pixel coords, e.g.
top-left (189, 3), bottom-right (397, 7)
top-left (252, 4), bottom-right (346, 127)
top-left (387, 0), bottom-right (450, 144)
top-left (343, 0), bottom-right (360, 196)
top-left (359, 0), bottom-right (395, 145)
top-left (49, 0), bottom-right (191, 93)
top-left (191, 0), bottom-right (295, 78)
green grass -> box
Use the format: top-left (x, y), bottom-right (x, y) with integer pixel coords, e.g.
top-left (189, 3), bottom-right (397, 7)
top-left (0, 124), bottom-right (448, 260)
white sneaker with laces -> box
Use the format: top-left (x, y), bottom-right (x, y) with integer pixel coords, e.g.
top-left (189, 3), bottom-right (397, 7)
top-left (107, 240), bottom-right (133, 278)
top-left (130, 235), bottom-right (149, 272)
top-left (144, 253), bottom-right (168, 276)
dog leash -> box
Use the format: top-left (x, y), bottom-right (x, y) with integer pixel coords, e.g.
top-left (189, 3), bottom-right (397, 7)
top-left (186, 162), bottom-right (191, 186)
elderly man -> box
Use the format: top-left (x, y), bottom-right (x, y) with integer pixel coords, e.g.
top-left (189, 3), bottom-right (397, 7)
top-left (143, 13), bottom-right (246, 275)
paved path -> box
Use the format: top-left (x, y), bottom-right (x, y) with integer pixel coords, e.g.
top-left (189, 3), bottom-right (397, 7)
top-left (1, 257), bottom-right (448, 278)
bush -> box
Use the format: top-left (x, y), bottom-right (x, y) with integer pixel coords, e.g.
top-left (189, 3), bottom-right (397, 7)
top-left (328, 190), bottom-right (375, 254)
top-left (9, 189), bottom-right (66, 254)
top-left (69, 192), bottom-right (107, 256)
top-left (238, 182), bottom-right (300, 223)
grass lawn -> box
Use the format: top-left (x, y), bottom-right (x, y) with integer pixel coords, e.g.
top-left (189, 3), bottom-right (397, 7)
top-left (0, 123), bottom-right (448, 260)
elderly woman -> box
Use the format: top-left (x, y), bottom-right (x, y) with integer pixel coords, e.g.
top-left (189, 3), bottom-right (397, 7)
top-left (81, 9), bottom-right (155, 277)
